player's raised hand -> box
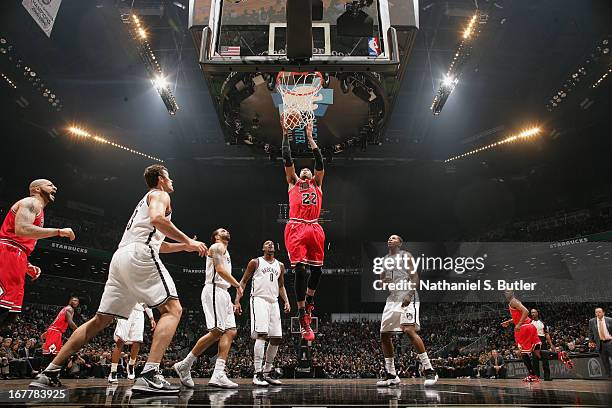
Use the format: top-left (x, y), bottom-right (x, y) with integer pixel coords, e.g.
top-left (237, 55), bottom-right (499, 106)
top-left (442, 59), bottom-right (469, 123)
top-left (26, 263), bottom-right (41, 280)
top-left (234, 302), bottom-right (242, 315)
top-left (186, 238), bottom-right (207, 257)
top-left (283, 301), bottom-right (291, 314)
top-left (59, 228), bottom-right (75, 241)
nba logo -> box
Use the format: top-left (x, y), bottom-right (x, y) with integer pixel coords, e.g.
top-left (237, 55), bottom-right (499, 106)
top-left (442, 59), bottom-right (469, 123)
top-left (368, 37), bottom-right (380, 56)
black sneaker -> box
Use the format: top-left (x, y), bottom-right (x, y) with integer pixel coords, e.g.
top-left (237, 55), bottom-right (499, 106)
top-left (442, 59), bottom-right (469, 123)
top-left (423, 369), bottom-right (438, 386)
top-left (29, 370), bottom-right (62, 388)
top-left (131, 370), bottom-right (180, 394)
top-left (263, 369), bottom-right (282, 385)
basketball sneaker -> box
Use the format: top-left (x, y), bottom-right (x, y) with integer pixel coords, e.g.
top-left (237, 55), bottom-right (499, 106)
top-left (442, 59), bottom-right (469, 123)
top-left (376, 371), bottom-right (401, 387)
top-left (557, 350), bottom-right (574, 369)
top-left (173, 361), bottom-right (194, 388)
top-left (208, 372), bottom-right (238, 389)
top-left (253, 372), bottom-right (269, 386)
top-left (29, 370), bottom-right (62, 388)
top-left (263, 369), bottom-right (283, 385)
top-left (127, 364), bottom-right (136, 380)
top-left (108, 371), bottom-right (118, 384)
top-left (299, 314), bottom-right (315, 341)
top-left (423, 369), bottom-right (439, 386)
top-left (132, 370), bottom-right (180, 394)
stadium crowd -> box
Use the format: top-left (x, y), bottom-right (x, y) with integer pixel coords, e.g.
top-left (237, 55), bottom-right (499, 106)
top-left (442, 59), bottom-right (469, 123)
top-left (0, 302), bottom-right (606, 380)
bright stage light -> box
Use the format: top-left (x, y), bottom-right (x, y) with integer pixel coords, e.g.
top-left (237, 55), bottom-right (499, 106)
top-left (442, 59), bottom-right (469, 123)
top-left (445, 127), bottom-right (542, 162)
top-left (442, 75), bottom-right (457, 88)
top-left (138, 28), bottom-right (147, 39)
top-left (67, 126), bottom-right (164, 162)
top-left (152, 74), bottom-right (168, 89)
top-left (463, 14), bottom-right (478, 39)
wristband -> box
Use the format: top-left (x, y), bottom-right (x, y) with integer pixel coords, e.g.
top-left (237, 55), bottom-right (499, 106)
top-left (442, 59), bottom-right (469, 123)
top-left (57, 229), bottom-right (61, 237)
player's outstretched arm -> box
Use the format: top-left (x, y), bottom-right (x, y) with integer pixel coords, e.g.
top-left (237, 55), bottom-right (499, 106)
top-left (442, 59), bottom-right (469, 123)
top-left (234, 259), bottom-right (257, 314)
top-left (306, 123), bottom-right (324, 187)
top-left (278, 263), bottom-right (291, 313)
top-left (148, 191), bottom-right (206, 256)
top-left (14, 198), bottom-right (75, 240)
top-left (160, 236), bottom-right (207, 256)
top-left (282, 126), bottom-right (298, 186)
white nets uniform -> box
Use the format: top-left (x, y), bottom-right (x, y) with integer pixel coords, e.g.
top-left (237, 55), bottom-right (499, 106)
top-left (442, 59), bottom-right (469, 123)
top-left (201, 247), bottom-right (236, 332)
top-left (113, 303), bottom-right (152, 344)
top-left (250, 257), bottom-right (282, 339)
top-left (380, 250), bottom-right (421, 333)
top-left (98, 191), bottom-right (177, 319)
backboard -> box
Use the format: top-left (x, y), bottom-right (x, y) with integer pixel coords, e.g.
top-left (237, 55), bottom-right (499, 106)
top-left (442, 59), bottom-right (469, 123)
top-left (189, 0), bottom-right (419, 72)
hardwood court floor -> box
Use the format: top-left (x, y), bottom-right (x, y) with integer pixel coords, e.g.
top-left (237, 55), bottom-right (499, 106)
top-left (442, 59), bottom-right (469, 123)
top-left (0, 377), bottom-right (610, 406)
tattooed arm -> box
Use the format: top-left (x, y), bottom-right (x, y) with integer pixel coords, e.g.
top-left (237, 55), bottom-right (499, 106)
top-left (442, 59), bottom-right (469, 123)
top-left (14, 198), bottom-right (75, 240)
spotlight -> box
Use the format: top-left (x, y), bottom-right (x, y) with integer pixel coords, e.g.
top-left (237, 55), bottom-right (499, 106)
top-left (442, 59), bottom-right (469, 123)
top-left (442, 74), bottom-right (457, 88)
top-left (152, 75), bottom-right (168, 89)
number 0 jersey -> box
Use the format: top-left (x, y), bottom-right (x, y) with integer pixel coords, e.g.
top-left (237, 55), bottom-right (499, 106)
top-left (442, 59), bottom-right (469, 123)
top-left (251, 257), bottom-right (281, 302)
top-left (118, 191), bottom-right (171, 253)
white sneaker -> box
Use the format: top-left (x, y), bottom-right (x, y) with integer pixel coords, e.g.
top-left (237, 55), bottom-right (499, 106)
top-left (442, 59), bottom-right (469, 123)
top-left (252, 372), bottom-right (269, 386)
top-left (208, 372), bottom-right (238, 389)
top-left (376, 371), bottom-right (401, 387)
top-left (108, 371), bottom-right (118, 384)
top-left (423, 369), bottom-right (439, 386)
top-left (172, 361), bottom-right (194, 388)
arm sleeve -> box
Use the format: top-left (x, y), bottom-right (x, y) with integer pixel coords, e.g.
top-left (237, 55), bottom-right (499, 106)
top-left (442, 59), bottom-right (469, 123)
top-left (282, 136), bottom-right (293, 167)
top-left (312, 147), bottom-right (324, 171)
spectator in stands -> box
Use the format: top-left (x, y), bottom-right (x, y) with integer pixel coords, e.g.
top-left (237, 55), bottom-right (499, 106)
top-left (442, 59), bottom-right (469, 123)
top-left (486, 350), bottom-right (505, 379)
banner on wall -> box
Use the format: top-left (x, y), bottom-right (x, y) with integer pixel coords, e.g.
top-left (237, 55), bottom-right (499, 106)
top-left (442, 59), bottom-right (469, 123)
top-left (22, 0), bottom-right (63, 37)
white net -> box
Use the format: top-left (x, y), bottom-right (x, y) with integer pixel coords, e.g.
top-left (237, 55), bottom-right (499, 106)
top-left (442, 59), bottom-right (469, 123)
top-left (276, 72), bottom-right (323, 130)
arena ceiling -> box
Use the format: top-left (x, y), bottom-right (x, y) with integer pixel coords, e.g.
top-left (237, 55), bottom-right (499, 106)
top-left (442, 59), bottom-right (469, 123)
top-left (1, 0), bottom-right (611, 238)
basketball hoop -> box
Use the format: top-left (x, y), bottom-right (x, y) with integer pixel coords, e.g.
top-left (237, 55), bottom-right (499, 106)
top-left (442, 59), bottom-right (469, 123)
top-left (276, 71), bottom-right (324, 130)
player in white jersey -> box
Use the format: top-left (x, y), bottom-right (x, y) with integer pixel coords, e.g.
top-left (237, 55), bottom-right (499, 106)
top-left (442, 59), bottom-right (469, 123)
top-left (31, 165), bottom-right (207, 394)
top-left (377, 234), bottom-right (438, 387)
top-left (234, 240), bottom-right (291, 386)
top-left (108, 303), bottom-right (156, 383)
top-left (173, 228), bottom-right (244, 389)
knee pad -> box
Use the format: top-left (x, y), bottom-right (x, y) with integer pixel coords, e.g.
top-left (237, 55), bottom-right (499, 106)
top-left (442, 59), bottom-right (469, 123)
top-left (307, 266), bottom-right (322, 291)
top-left (294, 263), bottom-right (307, 300)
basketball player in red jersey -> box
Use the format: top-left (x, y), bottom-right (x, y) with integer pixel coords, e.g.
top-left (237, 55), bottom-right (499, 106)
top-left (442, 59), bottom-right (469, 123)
top-left (0, 179), bottom-right (75, 328)
top-left (41, 297), bottom-right (80, 369)
top-left (281, 122), bottom-right (324, 341)
top-left (501, 290), bottom-right (573, 382)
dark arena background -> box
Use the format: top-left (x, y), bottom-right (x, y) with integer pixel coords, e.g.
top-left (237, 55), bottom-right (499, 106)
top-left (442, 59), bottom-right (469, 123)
top-left (1, 0), bottom-right (611, 407)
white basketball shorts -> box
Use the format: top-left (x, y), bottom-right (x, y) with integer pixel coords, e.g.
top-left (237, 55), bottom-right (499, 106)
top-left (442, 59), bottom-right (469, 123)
top-left (250, 296), bottom-right (282, 339)
top-left (201, 284), bottom-right (236, 332)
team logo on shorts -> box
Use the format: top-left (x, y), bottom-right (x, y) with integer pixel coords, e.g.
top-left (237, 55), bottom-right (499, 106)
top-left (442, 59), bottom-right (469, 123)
top-left (49, 344), bottom-right (57, 354)
top-left (406, 312), bottom-right (413, 321)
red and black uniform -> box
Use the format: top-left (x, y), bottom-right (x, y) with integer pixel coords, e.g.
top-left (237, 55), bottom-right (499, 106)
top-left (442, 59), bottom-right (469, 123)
top-left (284, 179), bottom-right (325, 267)
top-left (0, 206), bottom-right (44, 313)
top-left (509, 306), bottom-right (541, 353)
top-left (43, 306), bottom-right (71, 355)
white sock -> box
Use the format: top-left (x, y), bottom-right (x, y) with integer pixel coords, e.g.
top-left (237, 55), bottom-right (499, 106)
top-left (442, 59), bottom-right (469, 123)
top-left (129, 358), bottom-right (136, 366)
top-left (264, 344), bottom-right (279, 372)
top-left (111, 363), bottom-right (118, 373)
top-left (183, 351), bottom-right (197, 368)
top-left (418, 352), bottom-right (433, 370)
top-left (213, 358), bottom-right (226, 375)
top-left (254, 339), bottom-right (266, 373)
top-left (46, 363), bottom-right (62, 372)
top-left (142, 362), bottom-right (160, 373)
top-left (385, 357), bottom-right (396, 376)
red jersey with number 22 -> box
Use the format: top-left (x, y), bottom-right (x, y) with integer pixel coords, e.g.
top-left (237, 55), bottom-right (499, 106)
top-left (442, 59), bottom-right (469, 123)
top-left (288, 179), bottom-right (322, 222)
